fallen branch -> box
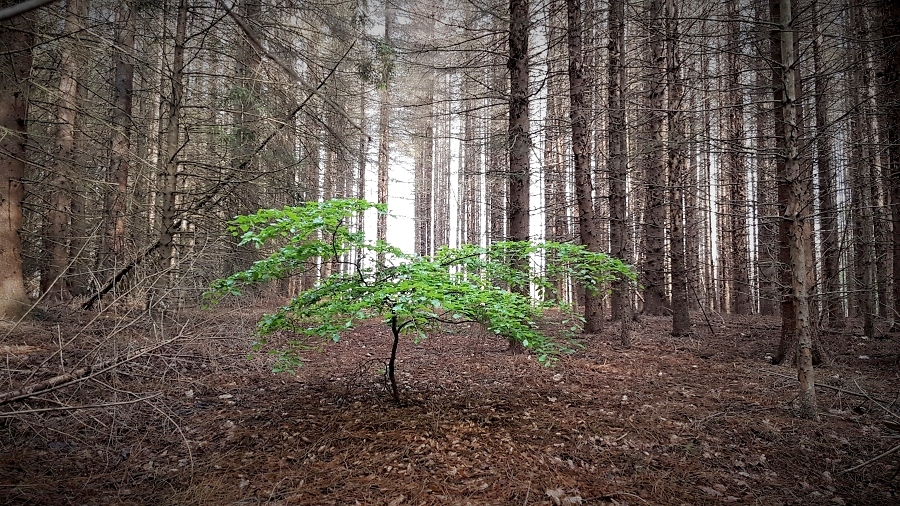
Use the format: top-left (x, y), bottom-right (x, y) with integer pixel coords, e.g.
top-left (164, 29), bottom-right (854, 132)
top-left (838, 443), bottom-right (900, 475)
top-left (763, 370), bottom-right (892, 404)
top-left (0, 333), bottom-right (182, 406)
top-left (0, 393), bottom-right (161, 417)
top-left (82, 241), bottom-right (160, 310)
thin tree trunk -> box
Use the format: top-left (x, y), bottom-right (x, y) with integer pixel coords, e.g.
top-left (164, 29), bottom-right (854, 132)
top-left (812, 0), bottom-right (842, 327)
top-left (415, 71), bottom-right (434, 256)
top-left (463, 86), bottom-right (482, 246)
top-left (755, 6), bottom-right (778, 317)
top-left (608, 0), bottom-right (629, 321)
top-left (376, 6), bottom-right (392, 266)
top-left (849, 0), bottom-right (876, 338)
top-left (667, 0), bottom-right (690, 336)
top-left (0, 8), bottom-right (33, 320)
top-left (355, 90), bottom-right (367, 267)
top-left (157, 0), bottom-right (188, 283)
top-left (771, 0), bottom-right (796, 362)
top-left (725, 0), bottom-right (751, 314)
top-left (225, 0), bottom-right (262, 276)
top-left (103, 0), bottom-right (133, 274)
top-left (544, 5), bottom-right (566, 301)
top-left (435, 80), bottom-right (451, 249)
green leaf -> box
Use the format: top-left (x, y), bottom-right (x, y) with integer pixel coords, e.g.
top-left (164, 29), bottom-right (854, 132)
top-left (207, 201), bottom-right (635, 377)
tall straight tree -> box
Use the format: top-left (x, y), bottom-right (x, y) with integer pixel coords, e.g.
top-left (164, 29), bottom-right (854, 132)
top-left (158, 0), bottom-right (188, 279)
top-left (225, 0), bottom-right (263, 275)
top-left (376, 4), bottom-right (393, 266)
top-left (567, 0), bottom-right (602, 331)
top-left (754, 0), bottom-right (778, 316)
top-left (848, 0), bottom-right (876, 338)
top-left (667, 0), bottom-right (690, 336)
top-left (103, 0), bottom-right (133, 273)
top-left (608, 0), bottom-right (628, 322)
top-left (812, 0), bottom-right (841, 327)
top-left (774, 0), bottom-right (817, 419)
top-left (507, 0), bottom-right (530, 247)
top-left (42, 0), bottom-right (87, 300)
top-left (724, 0), bottom-right (751, 314)
top-left (882, 0), bottom-right (900, 331)
top-left (641, 0), bottom-right (668, 315)
top-left (0, 6), bottom-right (33, 319)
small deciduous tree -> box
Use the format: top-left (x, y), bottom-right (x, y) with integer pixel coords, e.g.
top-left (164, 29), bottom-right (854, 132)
top-left (206, 199), bottom-right (634, 402)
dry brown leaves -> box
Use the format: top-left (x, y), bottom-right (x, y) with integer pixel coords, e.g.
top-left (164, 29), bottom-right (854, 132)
top-left (1, 310), bottom-right (898, 505)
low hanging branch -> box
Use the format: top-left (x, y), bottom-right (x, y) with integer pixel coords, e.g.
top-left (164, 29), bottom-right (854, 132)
top-left (0, 333), bottom-right (182, 406)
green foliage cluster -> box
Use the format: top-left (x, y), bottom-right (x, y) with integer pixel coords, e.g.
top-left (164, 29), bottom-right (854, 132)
top-left (206, 199), bottom-right (634, 375)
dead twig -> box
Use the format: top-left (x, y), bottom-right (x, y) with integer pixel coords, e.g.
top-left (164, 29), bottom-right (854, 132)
top-left (853, 379), bottom-right (900, 422)
top-left (763, 370), bottom-right (893, 404)
top-left (838, 443), bottom-right (900, 475)
top-left (0, 393), bottom-right (161, 417)
top-left (0, 332), bottom-right (185, 406)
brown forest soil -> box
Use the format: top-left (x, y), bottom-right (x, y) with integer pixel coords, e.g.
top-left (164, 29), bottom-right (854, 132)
top-left (1, 307), bottom-right (898, 505)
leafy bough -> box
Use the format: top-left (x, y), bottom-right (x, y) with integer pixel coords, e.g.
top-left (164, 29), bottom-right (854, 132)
top-left (206, 199), bottom-right (634, 402)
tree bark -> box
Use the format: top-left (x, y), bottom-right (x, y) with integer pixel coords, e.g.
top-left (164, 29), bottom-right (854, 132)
top-left (812, 0), bottom-right (842, 327)
top-left (42, 0), bottom-right (86, 301)
top-left (775, 0), bottom-right (817, 420)
top-left (567, 0), bottom-right (602, 332)
top-left (608, 0), bottom-right (629, 321)
top-left (881, 0), bottom-right (900, 330)
top-left (508, 0), bottom-right (531, 249)
top-left (157, 0), bottom-right (188, 281)
top-left (641, 0), bottom-right (668, 315)
top-left (103, 0), bottom-right (133, 274)
top-left (667, 0), bottom-right (690, 336)
top-left (0, 8), bottom-right (33, 319)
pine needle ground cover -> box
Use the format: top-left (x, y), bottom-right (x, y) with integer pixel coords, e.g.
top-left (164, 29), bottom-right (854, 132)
top-left (1, 310), bottom-right (897, 505)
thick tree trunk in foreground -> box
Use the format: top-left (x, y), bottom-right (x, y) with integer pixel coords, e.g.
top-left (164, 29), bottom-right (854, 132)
top-left (775, 0), bottom-right (817, 419)
top-left (0, 9), bottom-right (33, 320)
top-left (567, 0), bottom-right (602, 332)
top-left (771, 0), bottom-right (818, 366)
top-left (506, 0), bottom-right (530, 352)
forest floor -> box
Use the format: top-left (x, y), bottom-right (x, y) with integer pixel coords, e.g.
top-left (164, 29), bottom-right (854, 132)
top-left (1, 305), bottom-right (898, 505)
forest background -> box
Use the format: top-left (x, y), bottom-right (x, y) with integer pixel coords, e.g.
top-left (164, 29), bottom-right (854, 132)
top-left (1, 0), bottom-right (898, 363)
top-left (1, 0), bottom-right (899, 503)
